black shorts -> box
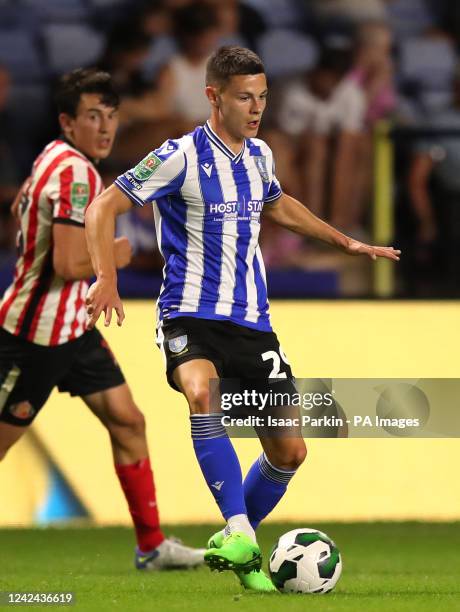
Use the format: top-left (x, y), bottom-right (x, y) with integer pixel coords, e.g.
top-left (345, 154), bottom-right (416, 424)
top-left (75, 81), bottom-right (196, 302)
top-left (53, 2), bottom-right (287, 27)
top-left (0, 327), bottom-right (125, 427)
top-left (157, 316), bottom-right (295, 394)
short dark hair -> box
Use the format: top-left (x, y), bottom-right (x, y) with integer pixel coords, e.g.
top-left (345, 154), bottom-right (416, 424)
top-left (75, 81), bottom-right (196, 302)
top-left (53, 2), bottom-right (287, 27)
top-left (206, 46), bottom-right (265, 89)
top-left (55, 68), bottom-right (119, 117)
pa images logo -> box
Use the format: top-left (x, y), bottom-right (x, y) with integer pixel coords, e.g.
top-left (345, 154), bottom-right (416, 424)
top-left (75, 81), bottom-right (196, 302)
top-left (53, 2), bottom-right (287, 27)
top-left (9, 401), bottom-right (35, 420)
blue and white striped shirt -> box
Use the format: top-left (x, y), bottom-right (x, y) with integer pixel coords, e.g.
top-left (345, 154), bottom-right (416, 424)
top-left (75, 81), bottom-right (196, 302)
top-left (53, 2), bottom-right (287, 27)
top-left (115, 121), bottom-right (282, 332)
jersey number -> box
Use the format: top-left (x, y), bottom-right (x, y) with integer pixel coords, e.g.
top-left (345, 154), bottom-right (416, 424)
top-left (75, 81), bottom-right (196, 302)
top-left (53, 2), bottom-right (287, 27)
top-left (261, 349), bottom-right (289, 379)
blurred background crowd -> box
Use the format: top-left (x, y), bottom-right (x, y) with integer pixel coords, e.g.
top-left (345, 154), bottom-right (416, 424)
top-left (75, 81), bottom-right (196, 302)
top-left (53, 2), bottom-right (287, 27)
top-left (1, 0), bottom-right (460, 298)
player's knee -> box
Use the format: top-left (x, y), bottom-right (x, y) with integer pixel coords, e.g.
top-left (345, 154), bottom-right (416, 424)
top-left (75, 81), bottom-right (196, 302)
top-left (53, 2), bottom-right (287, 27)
top-left (124, 406), bottom-right (146, 437)
top-left (269, 443), bottom-right (307, 471)
top-left (186, 385), bottom-right (211, 414)
top-left (107, 404), bottom-right (146, 438)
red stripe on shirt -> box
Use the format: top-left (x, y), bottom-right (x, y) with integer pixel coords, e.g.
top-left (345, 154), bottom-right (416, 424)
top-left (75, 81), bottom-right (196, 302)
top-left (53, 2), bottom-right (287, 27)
top-left (49, 281), bottom-right (73, 345)
top-left (69, 281), bottom-right (85, 340)
top-left (57, 164), bottom-right (74, 219)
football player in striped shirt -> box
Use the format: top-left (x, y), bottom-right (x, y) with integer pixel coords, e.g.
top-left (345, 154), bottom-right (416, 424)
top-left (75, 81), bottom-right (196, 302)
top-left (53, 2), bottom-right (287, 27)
top-left (0, 68), bottom-right (204, 570)
top-left (85, 47), bottom-right (401, 591)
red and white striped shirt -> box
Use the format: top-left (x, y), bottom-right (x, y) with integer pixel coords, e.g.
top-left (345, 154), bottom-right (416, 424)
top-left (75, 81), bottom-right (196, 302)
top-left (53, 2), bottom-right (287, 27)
top-left (0, 139), bottom-right (103, 346)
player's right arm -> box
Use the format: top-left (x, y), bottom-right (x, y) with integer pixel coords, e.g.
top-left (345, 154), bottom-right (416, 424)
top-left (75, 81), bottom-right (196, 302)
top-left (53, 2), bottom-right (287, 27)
top-left (85, 184), bottom-right (133, 328)
top-left (86, 140), bottom-right (187, 328)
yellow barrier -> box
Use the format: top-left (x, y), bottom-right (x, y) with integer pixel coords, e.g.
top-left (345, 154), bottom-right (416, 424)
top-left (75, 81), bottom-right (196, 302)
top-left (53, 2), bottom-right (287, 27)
top-left (373, 121), bottom-right (395, 297)
top-left (1, 301), bottom-right (459, 525)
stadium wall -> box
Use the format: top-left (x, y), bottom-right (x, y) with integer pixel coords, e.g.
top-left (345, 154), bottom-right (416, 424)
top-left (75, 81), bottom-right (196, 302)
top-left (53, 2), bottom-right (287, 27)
top-left (1, 300), bottom-right (459, 526)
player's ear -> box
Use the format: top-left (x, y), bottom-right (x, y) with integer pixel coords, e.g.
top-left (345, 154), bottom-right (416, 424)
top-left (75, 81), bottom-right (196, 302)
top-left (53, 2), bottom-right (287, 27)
top-left (205, 85), bottom-right (219, 108)
top-left (59, 112), bottom-right (74, 138)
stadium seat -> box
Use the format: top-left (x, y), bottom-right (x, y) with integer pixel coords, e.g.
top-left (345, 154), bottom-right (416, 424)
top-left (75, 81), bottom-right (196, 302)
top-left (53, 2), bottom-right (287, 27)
top-left (87, 0), bottom-right (126, 7)
top-left (0, 29), bottom-right (44, 82)
top-left (242, 0), bottom-right (301, 28)
top-left (22, 0), bottom-right (89, 22)
top-left (42, 24), bottom-right (105, 75)
top-left (257, 29), bottom-right (318, 79)
top-left (399, 37), bottom-right (456, 92)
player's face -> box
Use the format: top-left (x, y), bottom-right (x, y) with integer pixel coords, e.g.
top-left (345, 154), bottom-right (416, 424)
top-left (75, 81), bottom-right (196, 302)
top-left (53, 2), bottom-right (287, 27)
top-left (217, 73), bottom-right (268, 140)
top-left (59, 93), bottom-right (119, 161)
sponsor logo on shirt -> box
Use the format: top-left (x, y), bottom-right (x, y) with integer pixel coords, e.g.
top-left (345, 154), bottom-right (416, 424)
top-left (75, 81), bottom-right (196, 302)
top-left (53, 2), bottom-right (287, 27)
top-left (125, 174), bottom-right (144, 190)
top-left (206, 200), bottom-right (264, 219)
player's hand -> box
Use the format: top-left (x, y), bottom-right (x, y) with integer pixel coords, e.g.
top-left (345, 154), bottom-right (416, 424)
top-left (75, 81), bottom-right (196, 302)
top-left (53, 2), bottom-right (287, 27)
top-left (344, 239), bottom-right (401, 261)
top-left (85, 278), bottom-right (125, 329)
top-left (114, 236), bottom-right (133, 269)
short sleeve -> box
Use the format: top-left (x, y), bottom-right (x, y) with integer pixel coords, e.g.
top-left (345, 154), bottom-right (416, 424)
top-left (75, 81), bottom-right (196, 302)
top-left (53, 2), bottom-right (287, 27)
top-left (48, 157), bottom-right (97, 227)
top-left (115, 140), bottom-right (187, 206)
top-left (265, 154), bottom-right (282, 203)
top-left (333, 79), bottom-right (366, 133)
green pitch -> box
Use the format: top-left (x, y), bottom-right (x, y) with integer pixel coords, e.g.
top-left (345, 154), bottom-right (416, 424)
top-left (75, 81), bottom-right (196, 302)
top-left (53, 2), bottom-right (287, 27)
top-left (1, 523), bottom-right (459, 611)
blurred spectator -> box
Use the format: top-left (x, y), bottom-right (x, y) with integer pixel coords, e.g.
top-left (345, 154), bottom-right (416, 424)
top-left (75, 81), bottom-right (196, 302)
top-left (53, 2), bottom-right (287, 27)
top-left (272, 46), bottom-right (365, 230)
top-left (311, 0), bottom-right (388, 33)
top-left (346, 21), bottom-right (396, 231)
top-left (158, 1), bottom-right (220, 124)
top-left (0, 66), bottom-right (19, 205)
top-left (408, 68), bottom-right (460, 293)
top-left (208, 0), bottom-right (266, 49)
top-left (0, 65), bottom-right (19, 262)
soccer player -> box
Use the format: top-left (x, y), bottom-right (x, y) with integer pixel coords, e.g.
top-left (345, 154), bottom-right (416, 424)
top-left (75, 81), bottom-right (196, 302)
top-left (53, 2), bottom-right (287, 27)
top-left (84, 47), bottom-right (400, 591)
top-left (0, 68), bottom-right (204, 570)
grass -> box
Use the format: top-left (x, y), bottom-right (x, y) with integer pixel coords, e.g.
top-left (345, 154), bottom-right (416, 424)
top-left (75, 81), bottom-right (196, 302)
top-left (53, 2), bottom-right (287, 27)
top-left (0, 523), bottom-right (459, 611)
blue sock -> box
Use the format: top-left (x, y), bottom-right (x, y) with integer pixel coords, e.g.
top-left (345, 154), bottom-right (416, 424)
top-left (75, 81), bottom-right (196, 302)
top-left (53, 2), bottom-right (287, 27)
top-left (244, 453), bottom-right (297, 530)
top-left (190, 414), bottom-right (247, 520)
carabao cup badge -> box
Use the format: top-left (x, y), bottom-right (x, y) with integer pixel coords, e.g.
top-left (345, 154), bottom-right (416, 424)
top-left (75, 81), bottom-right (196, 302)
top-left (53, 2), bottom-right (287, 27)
top-left (133, 152), bottom-right (163, 181)
top-left (254, 155), bottom-right (269, 182)
top-left (169, 335), bottom-right (188, 353)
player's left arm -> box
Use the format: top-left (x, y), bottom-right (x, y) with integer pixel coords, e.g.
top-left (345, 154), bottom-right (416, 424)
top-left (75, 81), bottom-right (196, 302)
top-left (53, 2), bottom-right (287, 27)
top-left (263, 193), bottom-right (400, 261)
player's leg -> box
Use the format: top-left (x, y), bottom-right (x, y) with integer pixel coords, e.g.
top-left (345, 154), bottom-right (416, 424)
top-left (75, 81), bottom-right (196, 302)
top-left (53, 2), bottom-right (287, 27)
top-left (244, 435), bottom-right (307, 531)
top-left (233, 329), bottom-right (306, 531)
top-left (173, 358), bottom-right (262, 573)
top-left (81, 382), bottom-right (205, 570)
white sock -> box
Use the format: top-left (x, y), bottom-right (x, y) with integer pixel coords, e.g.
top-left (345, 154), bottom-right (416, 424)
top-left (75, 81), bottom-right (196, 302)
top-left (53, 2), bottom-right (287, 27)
top-left (226, 514), bottom-right (256, 542)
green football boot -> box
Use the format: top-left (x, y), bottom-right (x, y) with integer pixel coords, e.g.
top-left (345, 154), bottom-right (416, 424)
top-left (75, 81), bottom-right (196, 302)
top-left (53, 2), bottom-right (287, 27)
top-left (204, 532), bottom-right (262, 573)
top-left (235, 568), bottom-right (278, 593)
top-left (207, 529), bottom-right (225, 550)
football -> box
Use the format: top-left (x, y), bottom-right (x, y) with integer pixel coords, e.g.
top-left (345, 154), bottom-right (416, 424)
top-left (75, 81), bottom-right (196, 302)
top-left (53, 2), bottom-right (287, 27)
top-left (269, 528), bottom-right (342, 594)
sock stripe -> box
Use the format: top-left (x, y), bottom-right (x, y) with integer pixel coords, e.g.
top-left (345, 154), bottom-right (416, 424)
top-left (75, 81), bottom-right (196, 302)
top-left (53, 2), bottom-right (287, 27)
top-left (190, 414), bottom-right (226, 439)
top-left (258, 453), bottom-right (296, 484)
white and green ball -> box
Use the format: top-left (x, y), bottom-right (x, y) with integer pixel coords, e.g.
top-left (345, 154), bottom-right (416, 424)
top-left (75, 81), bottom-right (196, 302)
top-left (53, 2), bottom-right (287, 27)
top-left (269, 528), bottom-right (342, 594)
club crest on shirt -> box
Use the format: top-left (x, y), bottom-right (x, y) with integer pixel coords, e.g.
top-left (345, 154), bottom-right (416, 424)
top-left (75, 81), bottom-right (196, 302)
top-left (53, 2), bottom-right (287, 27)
top-left (169, 334), bottom-right (188, 353)
top-left (71, 182), bottom-right (89, 208)
top-left (133, 152), bottom-right (163, 181)
top-left (254, 155), bottom-right (269, 182)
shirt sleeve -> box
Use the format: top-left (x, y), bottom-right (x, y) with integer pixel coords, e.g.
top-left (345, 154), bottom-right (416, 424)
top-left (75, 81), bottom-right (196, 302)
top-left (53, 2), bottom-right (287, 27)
top-left (48, 157), bottom-right (98, 227)
top-left (265, 150), bottom-right (282, 203)
top-left (115, 139), bottom-right (187, 206)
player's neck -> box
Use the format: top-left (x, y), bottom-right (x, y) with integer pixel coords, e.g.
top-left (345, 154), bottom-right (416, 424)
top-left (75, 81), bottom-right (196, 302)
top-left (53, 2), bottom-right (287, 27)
top-left (208, 117), bottom-right (244, 156)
